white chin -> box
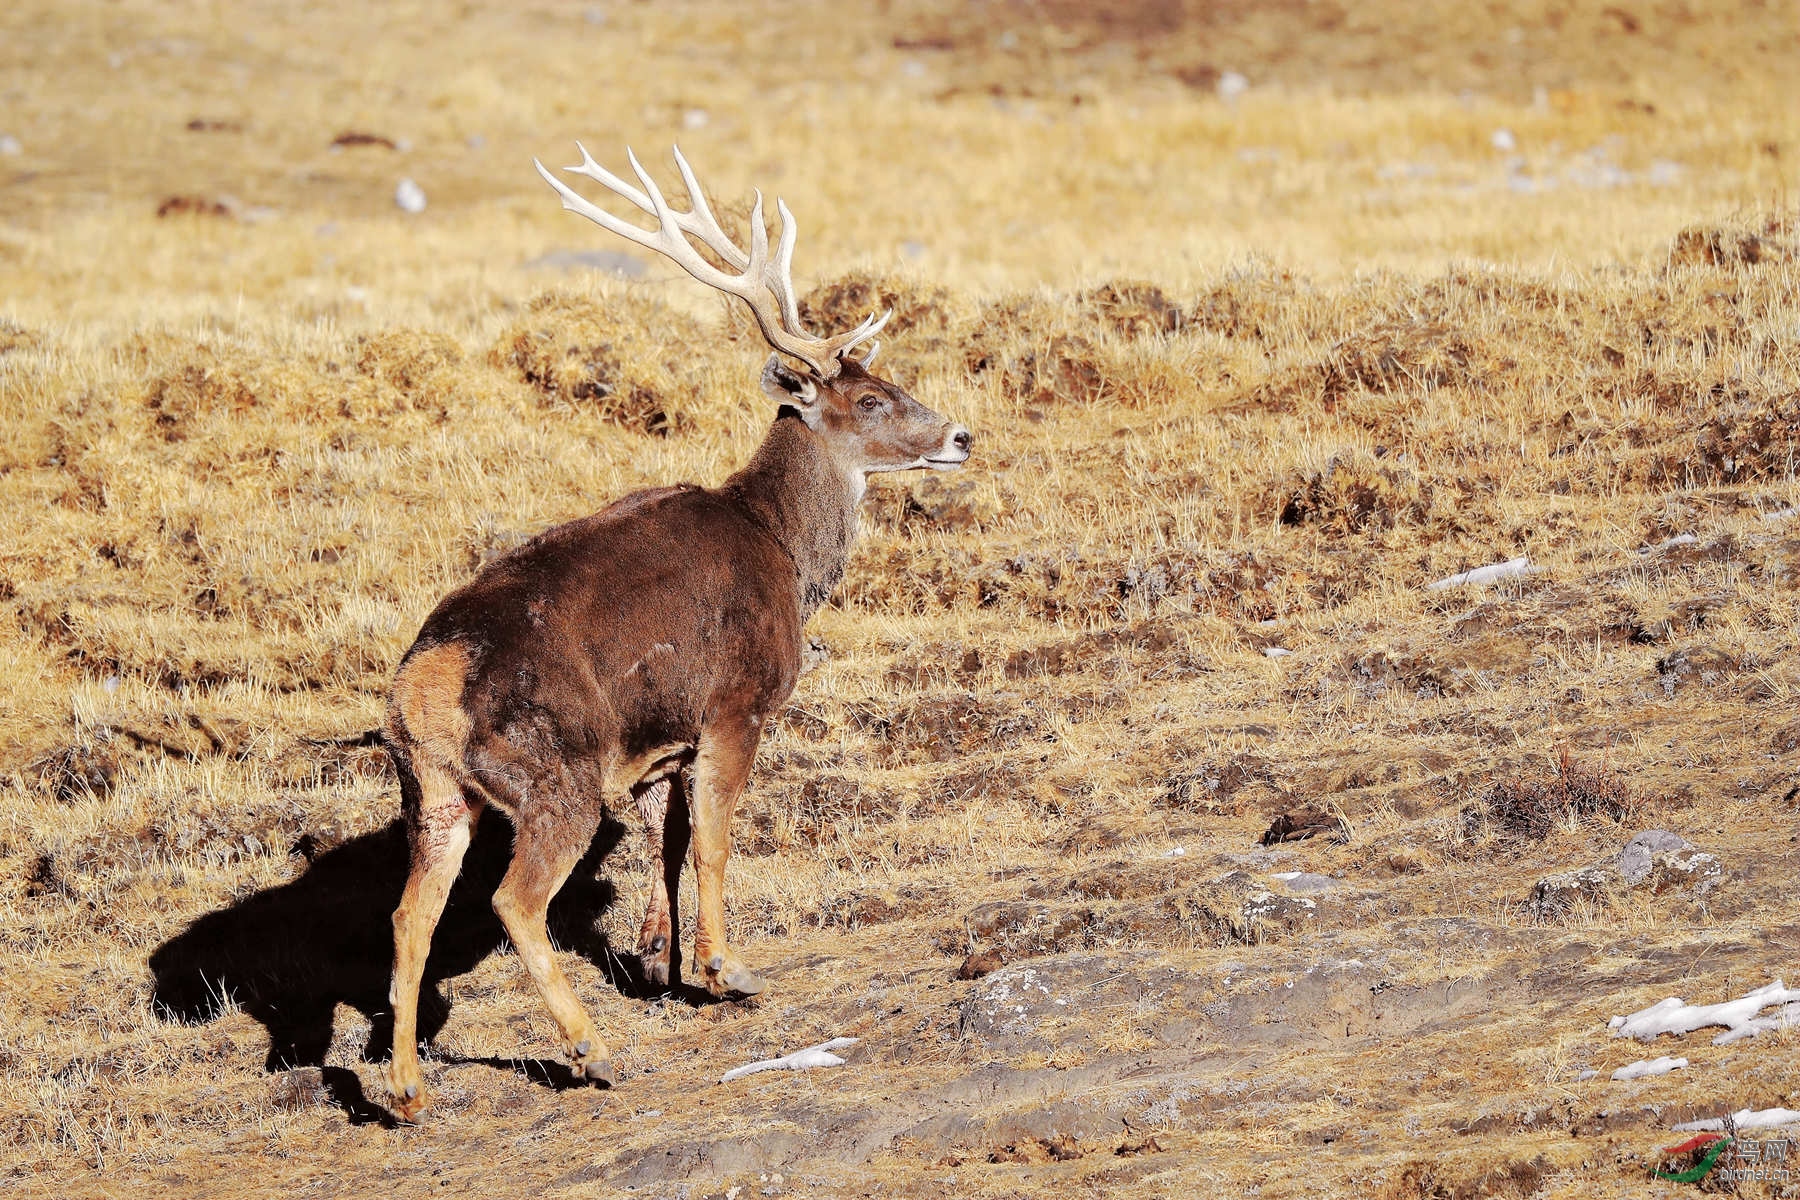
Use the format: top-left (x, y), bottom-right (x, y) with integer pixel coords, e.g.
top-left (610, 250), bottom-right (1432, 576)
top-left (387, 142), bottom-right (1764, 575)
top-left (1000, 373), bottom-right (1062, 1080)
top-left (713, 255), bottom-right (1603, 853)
top-left (922, 456), bottom-right (966, 471)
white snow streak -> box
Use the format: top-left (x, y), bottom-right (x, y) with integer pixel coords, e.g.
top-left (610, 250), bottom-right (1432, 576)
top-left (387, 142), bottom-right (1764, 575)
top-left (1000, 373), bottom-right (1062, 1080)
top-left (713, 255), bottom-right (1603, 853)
top-left (1609, 980), bottom-right (1800, 1045)
top-left (720, 1037), bottom-right (859, 1084)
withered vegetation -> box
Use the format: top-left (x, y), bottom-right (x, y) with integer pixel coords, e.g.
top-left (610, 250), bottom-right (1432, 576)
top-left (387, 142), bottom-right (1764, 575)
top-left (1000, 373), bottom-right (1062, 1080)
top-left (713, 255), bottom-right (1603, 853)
top-left (3, 0), bottom-right (1800, 1197)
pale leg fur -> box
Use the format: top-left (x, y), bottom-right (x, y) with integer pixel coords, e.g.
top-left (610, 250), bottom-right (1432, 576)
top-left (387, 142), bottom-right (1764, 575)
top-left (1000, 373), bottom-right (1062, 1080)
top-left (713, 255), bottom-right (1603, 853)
top-left (688, 728), bottom-right (765, 998)
top-left (385, 760), bottom-right (480, 1122)
top-left (489, 820), bottom-right (615, 1084)
top-left (635, 772), bottom-right (692, 988)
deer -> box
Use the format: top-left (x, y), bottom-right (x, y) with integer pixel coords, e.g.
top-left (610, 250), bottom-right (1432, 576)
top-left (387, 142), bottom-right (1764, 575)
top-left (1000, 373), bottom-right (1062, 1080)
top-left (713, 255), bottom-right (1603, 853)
top-left (380, 145), bottom-right (972, 1121)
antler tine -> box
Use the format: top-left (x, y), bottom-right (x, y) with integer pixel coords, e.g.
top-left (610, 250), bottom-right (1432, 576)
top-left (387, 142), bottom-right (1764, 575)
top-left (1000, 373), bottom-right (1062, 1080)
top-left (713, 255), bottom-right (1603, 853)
top-left (673, 146), bottom-right (749, 271)
top-left (762, 195), bottom-right (887, 363)
top-left (534, 157), bottom-right (669, 257)
top-left (568, 142), bottom-right (751, 273)
top-left (566, 141), bottom-right (654, 214)
top-left (819, 308), bottom-right (894, 360)
top-left (771, 197), bottom-right (805, 334)
top-left (540, 144), bottom-right (885, 377)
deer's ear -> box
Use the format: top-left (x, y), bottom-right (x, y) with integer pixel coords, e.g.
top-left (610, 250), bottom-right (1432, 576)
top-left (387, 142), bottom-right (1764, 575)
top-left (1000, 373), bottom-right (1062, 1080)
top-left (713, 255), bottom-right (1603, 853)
top-left (761, 355), bottom-right (822, 428)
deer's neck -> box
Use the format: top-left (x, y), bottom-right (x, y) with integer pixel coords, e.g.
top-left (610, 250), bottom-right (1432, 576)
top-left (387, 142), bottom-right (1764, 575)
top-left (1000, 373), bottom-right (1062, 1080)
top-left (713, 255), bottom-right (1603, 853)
top-left (722, 414), bottom-right (860, 621)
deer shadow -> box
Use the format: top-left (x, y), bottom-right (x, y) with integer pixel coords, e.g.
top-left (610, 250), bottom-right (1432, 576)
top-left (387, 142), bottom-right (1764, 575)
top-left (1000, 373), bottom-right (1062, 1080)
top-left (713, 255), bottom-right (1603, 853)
top-left (148, 807), bottom-right (694, 1120)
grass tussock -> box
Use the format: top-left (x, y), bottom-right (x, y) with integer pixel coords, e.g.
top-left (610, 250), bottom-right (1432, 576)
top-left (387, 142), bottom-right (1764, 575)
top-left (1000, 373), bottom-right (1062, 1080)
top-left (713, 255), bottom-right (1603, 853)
top-left (1466, 753), bottom-right (1642, 841)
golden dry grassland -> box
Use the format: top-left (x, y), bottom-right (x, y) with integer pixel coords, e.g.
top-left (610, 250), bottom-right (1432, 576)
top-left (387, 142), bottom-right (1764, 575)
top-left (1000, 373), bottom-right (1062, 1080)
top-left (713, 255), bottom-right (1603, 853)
top-left (3, 1), bottom-right (1799, 1197)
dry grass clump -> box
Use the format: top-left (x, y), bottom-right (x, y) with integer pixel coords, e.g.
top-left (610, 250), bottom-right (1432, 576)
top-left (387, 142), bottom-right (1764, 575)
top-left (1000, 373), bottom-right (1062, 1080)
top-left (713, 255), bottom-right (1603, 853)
top-left (799, 272), bottom-right (965, 343)
top-left (1321, 319), bottom-right (1480, 404)
top-left (1267, 448), bottom-right (1435, 534)
top-left (1669, 210), bottom-right (1797, 269)
top-left (1078, 281), bottom-right (1184, 339)
top-left (1684, 389), bottom-right (1800, 485)
top-left (0, 319), bottom-right (43, 356)
top-left (1465, 754), bottom-right (1640, 841)
top-left (490, 290), bottom-right (706, 435)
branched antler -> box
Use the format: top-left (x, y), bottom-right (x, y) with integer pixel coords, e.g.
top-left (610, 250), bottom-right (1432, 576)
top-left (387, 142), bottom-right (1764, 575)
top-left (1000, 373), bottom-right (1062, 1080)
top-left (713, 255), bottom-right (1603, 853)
top-left (535, 144), bottom-right (888, 377)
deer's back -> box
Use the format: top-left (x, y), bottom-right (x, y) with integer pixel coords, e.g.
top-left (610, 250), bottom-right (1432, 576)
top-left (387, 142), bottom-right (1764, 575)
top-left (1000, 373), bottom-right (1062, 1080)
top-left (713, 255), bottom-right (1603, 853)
top-left (389, 484), bottom-right (803, 792)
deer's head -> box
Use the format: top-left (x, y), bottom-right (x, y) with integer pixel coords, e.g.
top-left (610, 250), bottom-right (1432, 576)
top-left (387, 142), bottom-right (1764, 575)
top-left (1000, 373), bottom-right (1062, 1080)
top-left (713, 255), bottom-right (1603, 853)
top-left (536, 144), bottom-right (972, 486)
top-left (760, 354), bottom-right (970, 481)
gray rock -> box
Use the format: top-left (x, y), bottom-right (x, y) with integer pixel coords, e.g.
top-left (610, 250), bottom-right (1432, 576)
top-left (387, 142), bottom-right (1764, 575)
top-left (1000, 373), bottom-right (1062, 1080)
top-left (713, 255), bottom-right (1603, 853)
top-left (1241, 889), bottom-right (1322, 936)
top-left (1533, 831), bottom-right (1723, 918)
top-left (519, 247), bottom-right (646, 276)
top-left (1617, 830), bottom-right (1691, 885)
top-left (1644, 847), bottom-right (1722, 897)
top-left (270, 1067), bottom-right (327, 1111)
top-left (958, 959), bottom-right (1094, 1052)
top-left (1272, 871), bottom-right (1340, 893)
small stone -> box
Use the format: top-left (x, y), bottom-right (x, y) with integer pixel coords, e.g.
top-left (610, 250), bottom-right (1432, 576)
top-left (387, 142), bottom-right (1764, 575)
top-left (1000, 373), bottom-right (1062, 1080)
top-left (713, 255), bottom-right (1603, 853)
top-left (394, 177), bottom-right (427, 214)
top-left (1241, 889), bottom-right (1319, 934)
top-left (1492, 128), bottom-right (1517, 151)
top-left (957, 949), bottom-right (1004, 980)
top-left (0, 135), bottom-right (21, 156)
top-left (1270, 871), bottom-right (1339, 894)
top-left (271, 1067), bottom-right (327, 1111)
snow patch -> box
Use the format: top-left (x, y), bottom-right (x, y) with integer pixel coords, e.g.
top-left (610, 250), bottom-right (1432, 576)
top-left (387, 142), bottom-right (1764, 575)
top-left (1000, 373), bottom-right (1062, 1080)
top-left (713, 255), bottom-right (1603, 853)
top-left (1611, 1055), bottom-right (1688, 1081)
top-left (1425, 556), bottom-right (1539, 590)
top-left (720, 1037), bottom-right (859, 1084)
top-left (1609, 980), bottom-right (1800, 1045)
top-left (1672, 1108), bottom-right (1800, 1134)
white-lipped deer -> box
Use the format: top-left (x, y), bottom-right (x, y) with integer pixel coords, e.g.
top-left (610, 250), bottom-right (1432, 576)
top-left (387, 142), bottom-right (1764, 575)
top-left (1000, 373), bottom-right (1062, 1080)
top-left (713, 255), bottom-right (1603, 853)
top-left (381, 145), bottom-right (971, 1120)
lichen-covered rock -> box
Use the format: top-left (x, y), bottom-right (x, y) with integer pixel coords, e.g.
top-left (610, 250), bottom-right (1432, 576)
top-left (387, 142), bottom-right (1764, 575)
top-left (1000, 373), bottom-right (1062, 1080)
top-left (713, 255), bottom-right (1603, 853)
top-left (958, 961), bottom-right (1084, 1052)
top-left (1644, 847), bottom-right (1722, 897)
top-left (1530, 867), bottom-right (1613, 920)
top-left (1617, 830), bottom-right (1691, 885)
top-left (1240, 889), bottom-right (1321, 940)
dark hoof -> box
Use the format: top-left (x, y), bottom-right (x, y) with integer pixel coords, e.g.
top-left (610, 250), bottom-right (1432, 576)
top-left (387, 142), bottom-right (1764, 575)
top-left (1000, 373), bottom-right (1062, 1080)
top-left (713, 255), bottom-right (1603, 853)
top-left (641, 956), bottom-right (670, 988)
top-left (648, 934), bottom-right (668, 953)
top-left (582, 1059), bottom-right (615, 1086)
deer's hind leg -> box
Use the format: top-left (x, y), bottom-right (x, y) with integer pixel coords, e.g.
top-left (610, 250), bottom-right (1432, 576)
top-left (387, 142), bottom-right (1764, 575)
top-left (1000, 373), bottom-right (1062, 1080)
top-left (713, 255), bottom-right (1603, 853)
top-left (634, 769), bottom-right (691, 989)
top-left (490, 793), bottom-right (615, 1086)
top-left (385, 757), bottom-right (482, 1123)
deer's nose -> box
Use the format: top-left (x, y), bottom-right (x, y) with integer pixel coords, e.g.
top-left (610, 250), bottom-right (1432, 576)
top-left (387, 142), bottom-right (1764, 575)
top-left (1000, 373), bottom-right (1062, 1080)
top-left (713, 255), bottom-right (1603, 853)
top-left (951, 428), bottom-right (973, 453)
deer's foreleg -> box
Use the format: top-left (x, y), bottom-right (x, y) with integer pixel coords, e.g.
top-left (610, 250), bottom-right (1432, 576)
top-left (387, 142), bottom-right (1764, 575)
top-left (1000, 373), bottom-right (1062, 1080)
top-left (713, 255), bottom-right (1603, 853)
top-left (688, 723), bottom-right (765, 998)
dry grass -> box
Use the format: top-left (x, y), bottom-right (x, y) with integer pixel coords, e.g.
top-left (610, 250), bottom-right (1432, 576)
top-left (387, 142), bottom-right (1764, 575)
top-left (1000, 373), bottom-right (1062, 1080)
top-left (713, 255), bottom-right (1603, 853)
top-left (1470, 753), bottom-right (1641, 840)
top-left (4, 1), bottom-right (1800, 1197)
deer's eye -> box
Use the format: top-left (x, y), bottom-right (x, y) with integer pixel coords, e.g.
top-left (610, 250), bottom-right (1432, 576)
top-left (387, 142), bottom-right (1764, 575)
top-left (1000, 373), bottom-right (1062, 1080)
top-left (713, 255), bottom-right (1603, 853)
top-left (858, 395), bottom-right (882, 412)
